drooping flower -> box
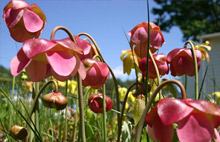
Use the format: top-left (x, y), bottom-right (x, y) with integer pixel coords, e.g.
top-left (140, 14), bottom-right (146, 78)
top-left (167, 48), bottom-right (202, 76)
top-left (74, 36), bottom-right (96, 60)
top-left (82, 59), bottom-right (109, 89)
top-left (145, 98), bottom-right (220, 142)
top-left (128, 22), bottom-right (165, 56)
top-left (139, 53), bottom-right (169, 79)
top-left (10, 38), bottom-right (86, 82)
top-left (88, 93), bottom-right (113, 113)
top-left (10, 125), bottom-right (28, 140)
top-left (3, 0), bottom-right (46, 42)
top-left (42, 91), bottom-right (68, 110)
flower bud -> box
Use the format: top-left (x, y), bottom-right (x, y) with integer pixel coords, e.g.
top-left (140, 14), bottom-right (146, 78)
top-left (42, 91), bottom-right (68, 110)
top-left (88, 93), bottom-right (113, 113)
top-left (10, 125), bottom-right (28, 140)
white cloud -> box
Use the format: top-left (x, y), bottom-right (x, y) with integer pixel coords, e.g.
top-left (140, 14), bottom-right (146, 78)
top-left (111, 66), bottom-right (136, 81)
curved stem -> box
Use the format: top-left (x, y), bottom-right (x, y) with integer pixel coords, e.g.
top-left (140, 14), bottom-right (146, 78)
top-left (184, 40), bottom-right (199, 99)
top-left (78, 32), bottom-right (121, 130)
top-left (135, 80), bottom-right (187, 142)
top-left (28, 80), bottom-right (58, 121)
top-left (50, 26), bottom-right (76, 43)
top-left (117, 82), bottom-right (142, 142)
top-left (149, 51), bottom-right (160, 86)
top-left (77, 74), bottom-right (86, 142)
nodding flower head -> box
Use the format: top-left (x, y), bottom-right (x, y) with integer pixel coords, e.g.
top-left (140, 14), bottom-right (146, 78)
top-left (3, 0), bottom-right (46, 42)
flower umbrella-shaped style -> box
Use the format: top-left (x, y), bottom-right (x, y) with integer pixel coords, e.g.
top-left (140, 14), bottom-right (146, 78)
top-left (3, 0), bottom-right (46, 42)
top-left (128, 22), bottom-right (165, 56)
top-left (146, 98), bottom-right (220, 142)
top-left (10, 38), bottom-right (86, 82)
top-left (82, 59), bottom-right (109, 89)
top-left (139, 53), bottom-right (169, 79)
top-left (88, 93), bottom-right (113, 113)
top-left (167, 48), bottom-right (202, 76)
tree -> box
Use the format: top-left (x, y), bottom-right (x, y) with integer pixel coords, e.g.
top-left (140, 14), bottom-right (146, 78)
top-left (152, 0), bottom-right (220, 41)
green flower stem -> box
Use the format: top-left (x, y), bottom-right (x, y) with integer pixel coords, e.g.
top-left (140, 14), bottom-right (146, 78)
top-left (102, 85), bottom-right (107, 142)
top-left (28, 80), bottom-right (58, 124)
top-left (9, 76), bottom-right (16, 130)
top-left (62, 80), bottom-right (68, 142)
top-left (184, 40), bottom-right (199, 99)
top-left (78, 32), bottom-right (121, 132)
top-left (77, 74), bottom-right (86, 142)
top-left (135, 80), bottom-right (187, 142)
top-left (145, 0), bottom-right (150, 105)
top-left (184, 75), bottom-right (187, 92)
top-left (33, 82), bottom-right (40, 142)
top-left (117, 82), bottom-right (142, 142)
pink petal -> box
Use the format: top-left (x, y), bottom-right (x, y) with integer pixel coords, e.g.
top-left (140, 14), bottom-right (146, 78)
top-left (28, 4), bottom-right (47, 22)
top-left (5, 8), bottom-right (24, 28)
top-left (146, 125), bottom-right (158, 141)
top-left (55, 38), bottom-right (82, 53)
top-left (52, 70), bottom-right (72, 81)
top-left (167, 48), bottom-right (181, 63)
top-left (23, 39), bottom-right (56, 58)
top-left (150, 30), bottom-right (163, 49)
top-left (25, 60), bottom-right (47, 82)
top-left (153, 114), bottom-right (174, 142)
top-left (46, 50), bottom-right (77, 76)
top-left (77, 60), bottom-right (86, 80)
top-left (96, 62), bottom-right (109, 77)
top-left (145, 104), bottom-right (158, 127)
top-left (157, 98), bottom-right (193, 125)
top-left (23, 8), bottom-right (43, 32)
top-left (213, 128), bottom-right (220, 142)
top-left (11, 0), bottom-right (29, 9)
top-left (177, 113), bottom-right (214, 142)
top-left (10, 48), bottom-right (31, 76)
top-left (186, 100), bottom-right (220, 116)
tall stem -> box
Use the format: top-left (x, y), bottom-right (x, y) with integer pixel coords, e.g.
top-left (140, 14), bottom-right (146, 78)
top-left (184, 40), bottom-right (199, 99)
top-left (77, 74), bottom-right (86, 142)
top-left (135, 80), bottom-right (187, 142)
top-left (62, 80), bottom-right (68, 142)
top-left (145, 0), bottom-right (150, 104)
top-left (102, 85), bottom-right (107, 142)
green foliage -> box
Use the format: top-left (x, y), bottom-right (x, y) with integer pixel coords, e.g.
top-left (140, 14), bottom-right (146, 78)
top-left (153, 0), bottom-right (220, 41)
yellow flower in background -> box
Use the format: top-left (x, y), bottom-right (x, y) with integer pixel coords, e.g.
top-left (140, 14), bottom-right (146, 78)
top-left (57, 81), bottom-right (66, 88)
top-left (118, 87), bottom-right (128, 102)
top-left (195, 41), bottom-right (211, 63)
top-left (212, 92), bottom-right (220, 105)
top-left (127, 92), bottom-right (136, 104)
top-left (120, 49), bottom-right (140, 75)
top-left (68, 80), bottom-right (77, 95)
top-left (23, 81), bottom-right (33, 92)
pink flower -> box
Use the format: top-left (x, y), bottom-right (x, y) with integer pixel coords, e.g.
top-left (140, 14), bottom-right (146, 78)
top-left (146, 98), bottom-right (220, 142)
top-left (128, 22), bottom-right (165, 56)
top-left (82, 59), bottom-right (109, 89)
top-left (3, 0), bottom-right (46, 42)
top-left (74, 36), bottom-right (96, 60)
top-left (88, 93), bottom-right (113, 113)
top-left (167, 48), bottom-right (202, 76)
top-left (138, 53), bottom-right (169, 79)
top-left (10, 38), bottom-right (86, 82)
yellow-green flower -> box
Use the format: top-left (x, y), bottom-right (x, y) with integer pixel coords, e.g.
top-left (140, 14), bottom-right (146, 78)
top-left (195, 41), bottom-right (211, 63)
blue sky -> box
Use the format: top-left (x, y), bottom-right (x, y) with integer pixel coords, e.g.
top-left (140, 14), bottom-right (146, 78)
top-left (0, 0), bottom-right (184, 80)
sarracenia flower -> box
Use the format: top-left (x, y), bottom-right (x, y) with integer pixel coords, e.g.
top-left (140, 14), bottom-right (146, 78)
top-left (3, 0), bottom-right (46, 42)
top-left (88, 93), bottom-right (113, 113)
top-left (139, 53), bottom-right (169, 79)
top-left (146, 98), bottom-right (220, 142)
top-left (128, 22), bottom-right (165, 56)
top-left (42, 91), bottom-right (68, 110)
top-left (167, 48), bottom-right (202, 76)
top-left (10, 38), bottom-right (86, 82)
top-left (82, 59), bottom-right (109, 89)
